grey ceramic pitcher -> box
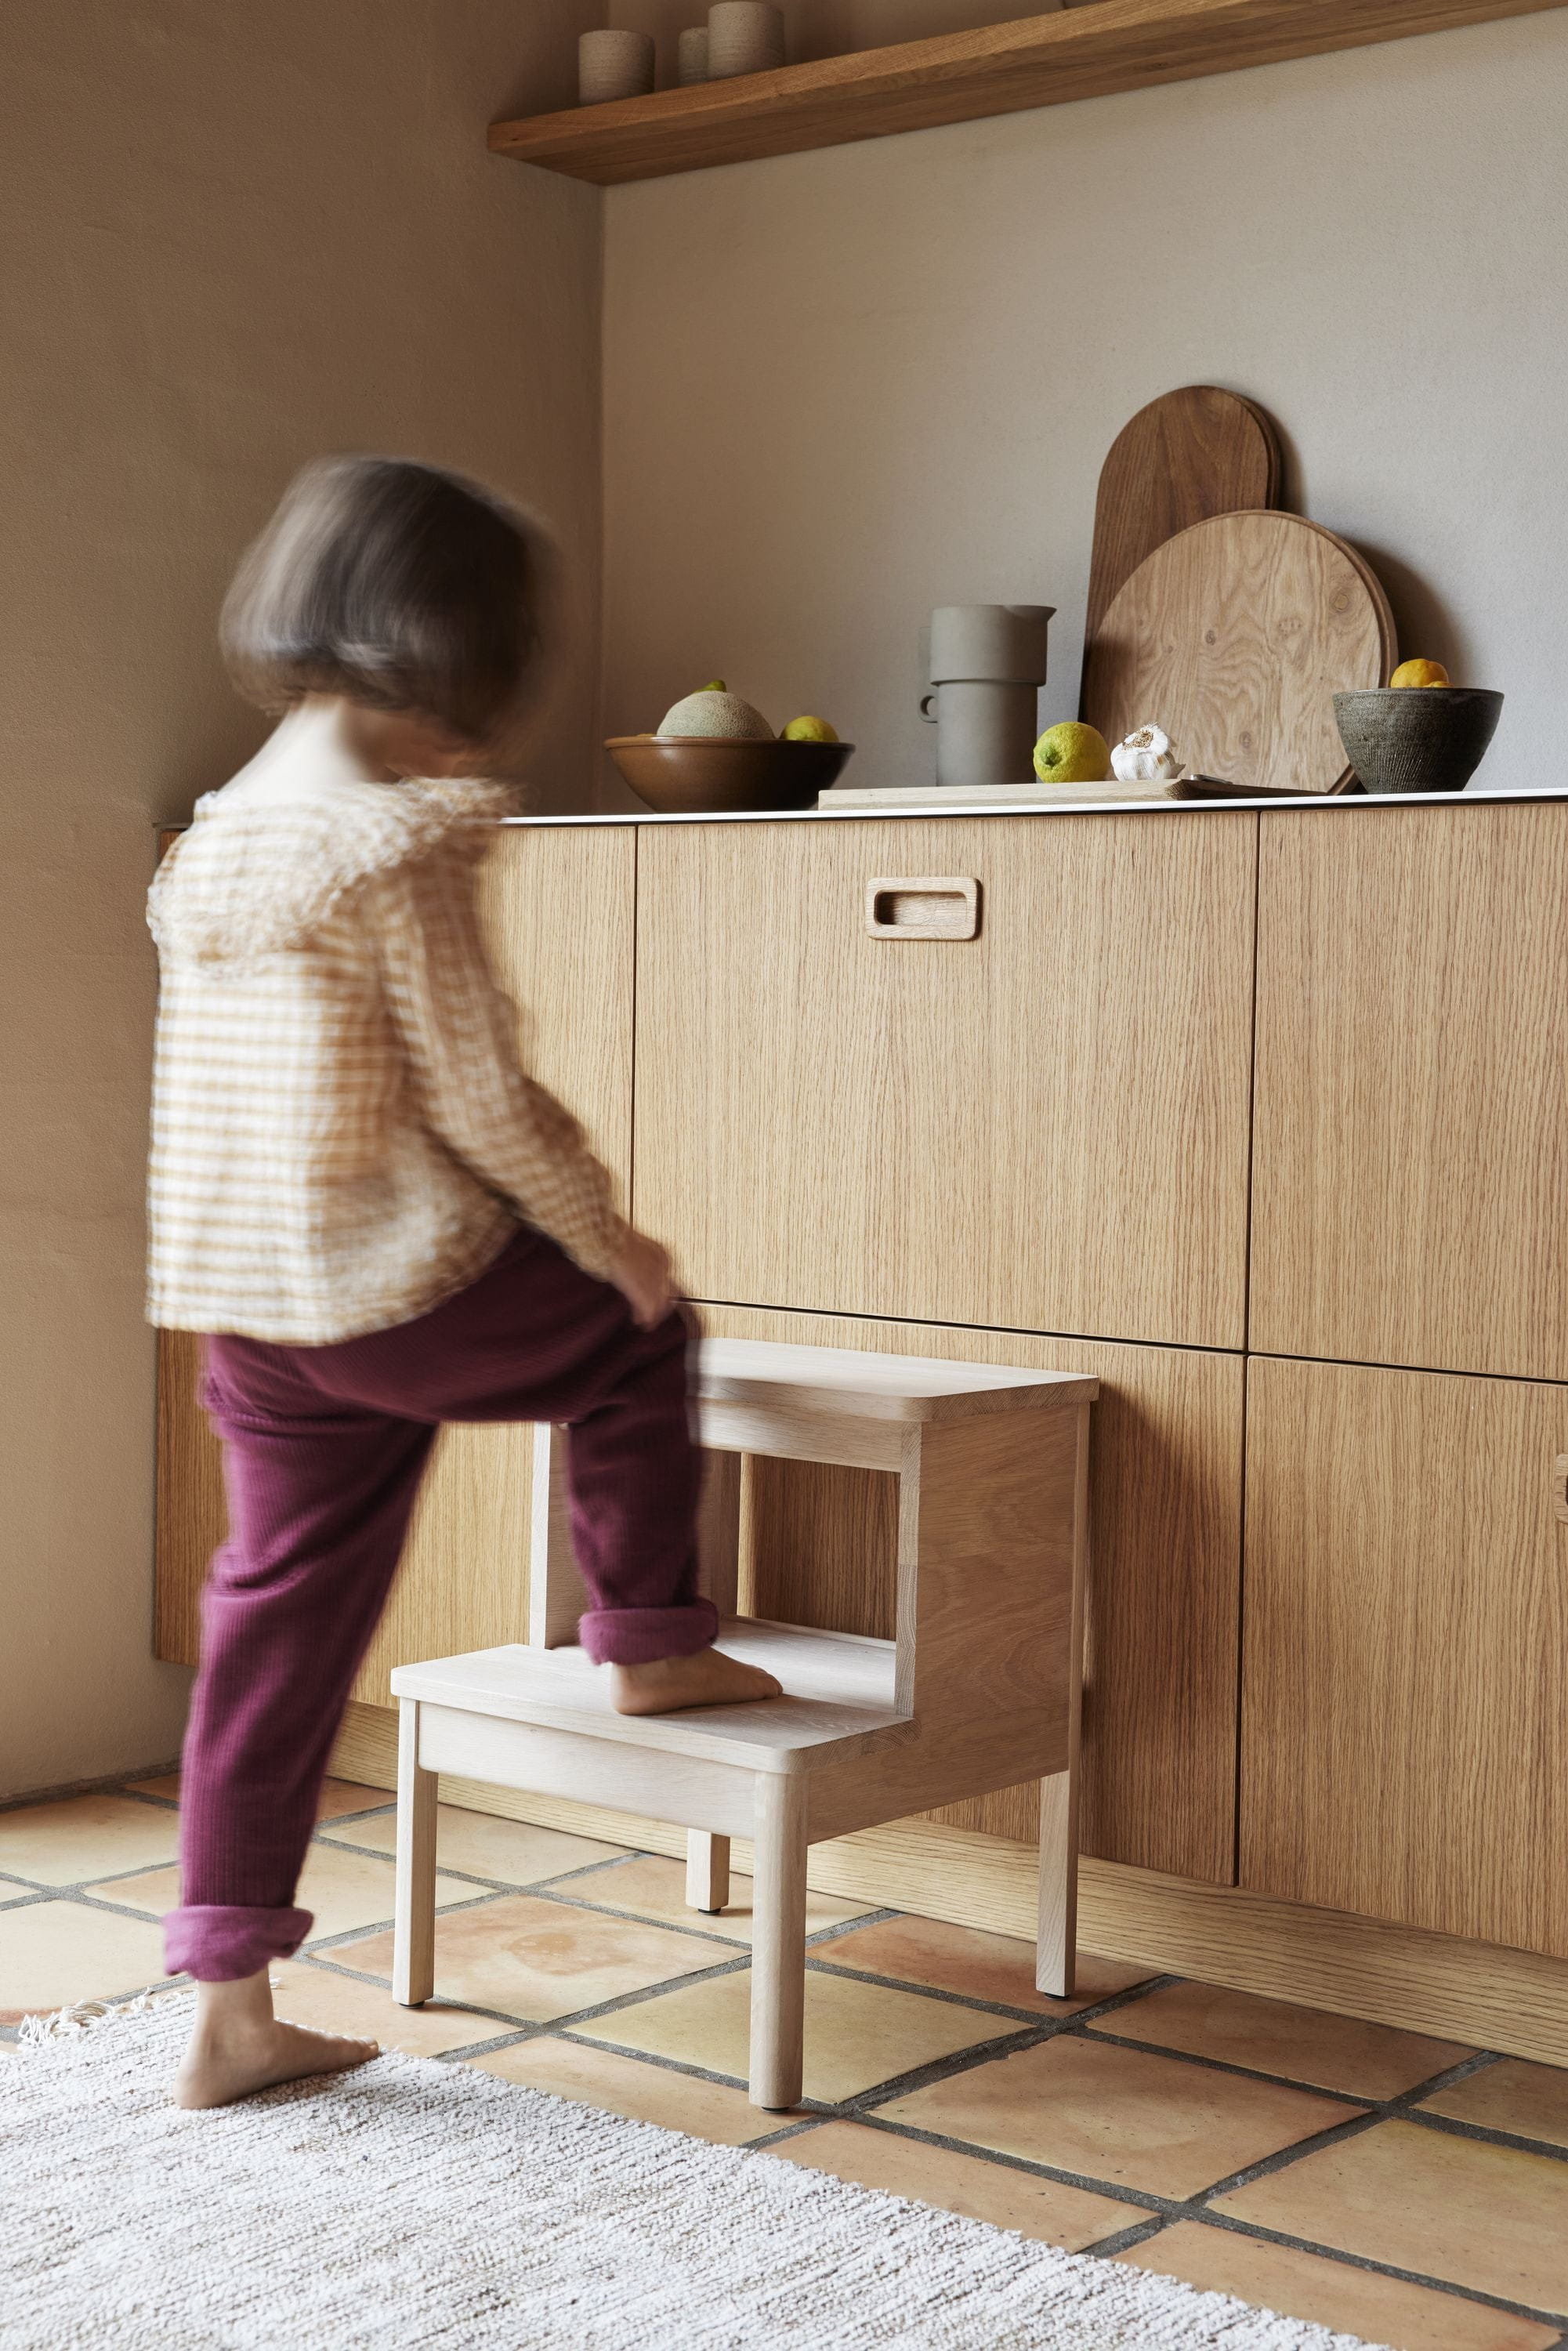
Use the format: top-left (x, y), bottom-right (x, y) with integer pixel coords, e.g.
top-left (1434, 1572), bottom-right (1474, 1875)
top-left (920, 604), bottom-right (1055, 789)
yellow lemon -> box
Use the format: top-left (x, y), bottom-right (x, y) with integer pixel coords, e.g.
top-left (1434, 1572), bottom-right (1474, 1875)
top-left (780, 715), bottom-right (838, 744)
top-left (697, 679), bottom-right (726, 693)
top-left (1033, 721), bottom-right (1111, 785)
top-left (1391, 658), bottom-right (1450, 689)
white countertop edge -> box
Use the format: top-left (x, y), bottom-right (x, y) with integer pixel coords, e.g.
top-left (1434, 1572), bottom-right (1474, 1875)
top-left (505, 787), bottom-right (1567, 826)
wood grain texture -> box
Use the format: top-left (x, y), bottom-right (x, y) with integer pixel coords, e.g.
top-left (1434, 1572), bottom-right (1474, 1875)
top-left (488, 0), bottom-right (1568, 183)
top-left (1240, 1355), bottom-right (1568, 1957)
top-left (1083, 386), bottom-right (1282, 649)
top-left (328, 1705), bottom-right (1568, 2070)
top-left (1251, 804), bottom-right (1568, 1378)
top-left (698, 1303), bottom-right (1244, 1884)
top-left (636, 815), bottom-right (1257, 1350)
top-left (153, 824), bottom-right (636, 1686)
top-left (1082, 512), bottom-right (1393, 798)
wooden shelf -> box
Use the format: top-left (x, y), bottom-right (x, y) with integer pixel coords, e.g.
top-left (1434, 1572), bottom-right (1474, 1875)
top-left (489, 0), bottom-right (1563, 183)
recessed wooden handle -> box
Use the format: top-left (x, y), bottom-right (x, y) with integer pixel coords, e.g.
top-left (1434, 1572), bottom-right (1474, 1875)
top-left (1555, 1455), bottom-right (1568, 1524)
top-left (865, 876), bottom-right (981, 940)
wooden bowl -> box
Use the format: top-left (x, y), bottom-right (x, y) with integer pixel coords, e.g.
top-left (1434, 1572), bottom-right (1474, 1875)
top-left (1332, 689), bottom-right (1503, 795)
top-left (607, 735), bottom-right (854, 813)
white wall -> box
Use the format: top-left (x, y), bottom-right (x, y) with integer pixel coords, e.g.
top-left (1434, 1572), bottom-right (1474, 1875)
top-left (0, 0), bottom-right (604, 1795)
top-left (601, 10), bottom-right (1568, 794)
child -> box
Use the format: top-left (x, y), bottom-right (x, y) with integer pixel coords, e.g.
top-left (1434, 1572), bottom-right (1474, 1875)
top-left (147, 455), bottom-right (778, 2110)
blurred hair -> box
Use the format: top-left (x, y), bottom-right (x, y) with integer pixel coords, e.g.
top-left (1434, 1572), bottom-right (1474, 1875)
top-left (220, 455), bottom-right (556, 744)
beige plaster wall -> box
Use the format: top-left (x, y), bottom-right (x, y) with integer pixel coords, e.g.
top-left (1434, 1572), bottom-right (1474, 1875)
top-left (0, 0), bottom-right (603, 1795)
top-left (601, 10), bottom-right (1568, 793)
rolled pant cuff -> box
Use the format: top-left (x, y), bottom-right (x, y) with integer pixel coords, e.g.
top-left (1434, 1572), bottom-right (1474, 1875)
top-left (165, 1904), bottom-right (314, 1982)
top-left (578, 1599), bottom-right (719, 1666)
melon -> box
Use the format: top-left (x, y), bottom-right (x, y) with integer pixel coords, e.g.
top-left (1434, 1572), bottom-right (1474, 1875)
top-left (657, 690), bottom-right (773, 741)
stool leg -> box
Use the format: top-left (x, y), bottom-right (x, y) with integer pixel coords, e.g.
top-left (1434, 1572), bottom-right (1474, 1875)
top-left (748, 1775), bottom-right (807, 2110)
top-left (1036, 1770), bottom-right (1079, 1998)
top-left (1037, 1400), bottom-right (1089, 1999)
top-left (393, 1698), bottom-right (437, 2008)
top-left (686, 1830), bottom-right (730, 1914)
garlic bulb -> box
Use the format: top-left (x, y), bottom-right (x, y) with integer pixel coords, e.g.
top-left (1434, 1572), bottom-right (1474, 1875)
top-left (1112, 725), bottom-right (1182, 784)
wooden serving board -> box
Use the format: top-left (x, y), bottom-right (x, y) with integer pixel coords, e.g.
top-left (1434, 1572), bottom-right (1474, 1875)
top-left (1083, 386), bottom-right (1283, 648)
top-left (1081, 509), bottom-right (1396, 798)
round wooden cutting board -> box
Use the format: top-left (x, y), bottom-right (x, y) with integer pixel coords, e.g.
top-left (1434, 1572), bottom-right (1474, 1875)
top-left (1082, 510), bottom-right (1396, 796)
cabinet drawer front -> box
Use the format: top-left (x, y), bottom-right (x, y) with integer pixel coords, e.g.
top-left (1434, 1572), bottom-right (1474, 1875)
top-left (636, 815), bottom-right (1256, 1348)
top-left (701, 1302), bottom-right (1244, 1886)
top-left (1241, 1355), bottom-right (1568, 1956)
top-left (1252, 803), bottom-right (1568, 1378)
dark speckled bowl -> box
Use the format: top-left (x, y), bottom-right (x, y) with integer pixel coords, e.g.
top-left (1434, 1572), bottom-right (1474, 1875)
top-left (1332, 688), bottom-right (1503, 795)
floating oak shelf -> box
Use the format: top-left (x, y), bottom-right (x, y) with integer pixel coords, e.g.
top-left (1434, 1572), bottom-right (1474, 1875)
top-left (489, 0), bottom-right (1563, 183)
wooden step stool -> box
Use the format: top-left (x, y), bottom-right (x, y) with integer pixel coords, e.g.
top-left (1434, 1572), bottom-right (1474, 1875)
top-left (390, 1339), bottom-right (1095, 2108)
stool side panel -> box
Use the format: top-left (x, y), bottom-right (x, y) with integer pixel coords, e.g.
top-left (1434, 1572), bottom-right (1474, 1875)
top-left (902, 1409), bottom-right (1081, 1733)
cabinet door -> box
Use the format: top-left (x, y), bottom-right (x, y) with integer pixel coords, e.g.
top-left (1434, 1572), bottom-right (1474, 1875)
top-left (1251, 804), bottom-right (1568, 1378)
top-left (1241, 1355), bottom-right (1568, 1955)
top-left (636, 814), bottom-right (1256, 1350)
top-left (700, 1302), bottom-right (1244, 1885)
top-left (154, 824), bottom-right (636, 1698)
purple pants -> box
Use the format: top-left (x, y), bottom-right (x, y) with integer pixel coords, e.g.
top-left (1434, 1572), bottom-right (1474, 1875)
top-left (165, 1227), bottom-right (712, 1983)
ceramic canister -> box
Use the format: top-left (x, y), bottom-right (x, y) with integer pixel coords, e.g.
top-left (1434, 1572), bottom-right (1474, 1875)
top-left (707, 1), bottom-right (785, 78)
top-left (920, 604), bottom-right (1056, 790)
top-left (578, 27), bottom-right (656, 104)
top-left (677, 25), bottom-right (710, 82)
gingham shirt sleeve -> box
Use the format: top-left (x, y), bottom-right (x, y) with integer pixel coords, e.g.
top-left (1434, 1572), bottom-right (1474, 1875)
top-left (368, 842), bottom-right (627, 1282)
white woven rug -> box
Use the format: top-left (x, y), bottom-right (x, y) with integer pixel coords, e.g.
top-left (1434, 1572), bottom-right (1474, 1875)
top-left (5, 1998), bottom-right (1387, 2351)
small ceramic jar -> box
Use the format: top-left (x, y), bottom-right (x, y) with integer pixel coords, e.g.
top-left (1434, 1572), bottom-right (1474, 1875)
top-left (578, 28), bottom-right (656, 105)
top-left (677, 26), bottom-right (710, 84)
top-left (706, 2), bottom-right (784, 78)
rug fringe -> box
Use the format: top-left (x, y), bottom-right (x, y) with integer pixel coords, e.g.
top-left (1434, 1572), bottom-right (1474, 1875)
top-left (20, 1991), bottom-right (166, 2047)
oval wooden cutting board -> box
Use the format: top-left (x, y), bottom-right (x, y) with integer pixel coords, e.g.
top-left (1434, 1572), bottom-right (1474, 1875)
top-left (1083, 386), bottom-right (1283, 643)
top-left (1082, 510), bottom-right (1396, 797)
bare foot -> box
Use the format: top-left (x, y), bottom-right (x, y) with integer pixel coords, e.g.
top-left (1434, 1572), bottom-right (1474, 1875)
top-left (610, 1648), bottom-right (783, 1715)
top-left (173, 1971), bottom-right (378, 2110)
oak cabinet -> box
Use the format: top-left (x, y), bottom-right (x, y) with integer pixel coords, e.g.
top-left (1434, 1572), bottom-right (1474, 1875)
top-left (1251, 804), bottom-right (1568, 1380)
top-left (1240, 1353), bottom-right (1568, 1957)
top-left (153, 825), bottom-right (637, 1700)
top-left (634, 813), bottom-right (1257, 1351)
top-left (699, 1302), bottom-right (1244, 1886)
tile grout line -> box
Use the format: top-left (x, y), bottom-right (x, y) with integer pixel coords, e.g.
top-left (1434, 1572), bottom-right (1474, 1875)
top-left (9, 1780), bottom-right (1568, 2329)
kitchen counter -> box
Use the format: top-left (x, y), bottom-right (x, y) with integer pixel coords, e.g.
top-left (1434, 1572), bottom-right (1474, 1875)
top-left (516, 785), bottom-right (1560, 824)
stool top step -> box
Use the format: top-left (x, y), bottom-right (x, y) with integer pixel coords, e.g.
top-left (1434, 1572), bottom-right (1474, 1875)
top-left (392, 1620), bottom-right (910, 1776)
top-left (694, 1339), bottom-right (1096, 1424)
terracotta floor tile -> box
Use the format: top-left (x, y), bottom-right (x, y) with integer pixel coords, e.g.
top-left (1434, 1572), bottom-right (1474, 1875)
top-left (1120, 2222), bottom-right (1559, 2351)
top-left (267, 1958), bottom-right (500, 2058)
top-left (577, 1965), bottom-right (1020, 2103)
top-left (0, 1899), bottom-right (173, 2024)
top-left (337, 1893), bottom-right (725, 2023)
top-left (0, 1795), bottom-right (182, 1888)
top-left (1420, 2060), bottom-right (1568, 2152)
top-left (573, 1853), bottom-right (875, 1946)
top-left (1105, 1980), bottom-right (1473, 2100)
top-left (768, 2119), bottom-right (1136, 2248)
top-left (319, 1805), bottom-right (625, 1886)
top-left (128, 1773), bottom-right (386, 1821)
top-left (97, 1844), bottom-right (473, 1943)
top-left (1215, 2117), bottom-right (1568, 2315)
top-left (881, 2034), bottom-right (1360, 2201)
top-left (822, 1915), bottom-right (1154, 2016)
top-left (472, 2035), bottom-right (774, 2145)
